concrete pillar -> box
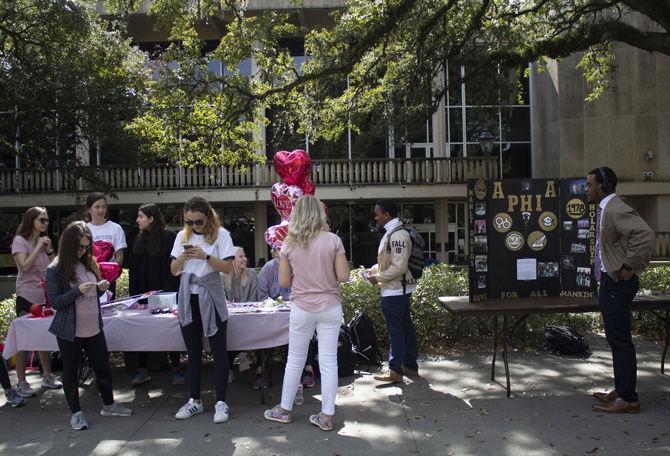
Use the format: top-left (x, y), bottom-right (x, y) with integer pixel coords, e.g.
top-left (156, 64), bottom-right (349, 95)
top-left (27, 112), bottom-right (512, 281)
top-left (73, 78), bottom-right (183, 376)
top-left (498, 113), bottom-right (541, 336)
top-left (432, 67), bottom-right (447, 159)
top-left (254, 201), bottom-right (269, 263)
top-left (435, 197), bottom-right (449, 263)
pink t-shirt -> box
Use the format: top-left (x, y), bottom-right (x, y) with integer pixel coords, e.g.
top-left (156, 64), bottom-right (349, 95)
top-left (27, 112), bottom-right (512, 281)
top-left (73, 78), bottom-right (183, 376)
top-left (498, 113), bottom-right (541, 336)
top-left (73, 263), bottom-right (101, 338)
top-left (11, 235), bottom-right (49, 305)
top-left (281, 231), bottom-right (345, 313)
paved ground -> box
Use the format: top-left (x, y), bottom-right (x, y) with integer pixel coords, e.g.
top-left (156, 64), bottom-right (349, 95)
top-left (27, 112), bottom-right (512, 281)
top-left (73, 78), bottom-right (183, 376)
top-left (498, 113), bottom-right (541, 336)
top-left (1, 334), bottom-right (669, 456)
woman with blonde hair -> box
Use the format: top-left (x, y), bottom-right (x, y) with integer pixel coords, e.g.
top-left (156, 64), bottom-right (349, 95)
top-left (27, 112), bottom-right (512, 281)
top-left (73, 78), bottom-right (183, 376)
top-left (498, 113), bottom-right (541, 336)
top-left (222, 246), bottom-right (258, 303)
top-left (12, 206), bottom-right (61, 397)
top-left (170, 196), bottom-right (236, 423)
top-left (264, 195), bottom-right (349, 431)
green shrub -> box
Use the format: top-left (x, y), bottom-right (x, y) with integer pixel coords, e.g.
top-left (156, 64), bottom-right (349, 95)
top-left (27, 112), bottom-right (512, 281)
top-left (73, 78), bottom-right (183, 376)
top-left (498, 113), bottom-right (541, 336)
top-left (633, 265), bottom-right (670, 338)
top-left (116, 268), bottom-right (129, 298)
top-left (0, 294), bottom-right (15, 342)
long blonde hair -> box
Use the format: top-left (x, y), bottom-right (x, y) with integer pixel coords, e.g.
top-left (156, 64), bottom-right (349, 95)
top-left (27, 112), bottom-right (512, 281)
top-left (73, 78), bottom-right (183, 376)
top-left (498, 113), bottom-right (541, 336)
top-left (223, 246), bottom-right (252, 293)
top-left (284, 195), bottom-right (328, 248)
top-left (181, 196), bottom-right (220, 244)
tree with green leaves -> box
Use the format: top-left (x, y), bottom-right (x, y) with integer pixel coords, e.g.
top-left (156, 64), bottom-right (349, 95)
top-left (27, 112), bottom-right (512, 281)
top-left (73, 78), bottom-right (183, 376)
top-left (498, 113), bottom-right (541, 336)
top-left (3, 0), bottom-right (669, 168)
top-left (0, 0), bottom-right (149, 171)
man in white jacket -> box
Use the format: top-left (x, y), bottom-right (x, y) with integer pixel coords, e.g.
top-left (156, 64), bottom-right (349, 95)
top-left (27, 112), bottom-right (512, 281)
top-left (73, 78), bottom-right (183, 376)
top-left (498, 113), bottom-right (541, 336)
top-left (367, 200), bottom-right (419, 384)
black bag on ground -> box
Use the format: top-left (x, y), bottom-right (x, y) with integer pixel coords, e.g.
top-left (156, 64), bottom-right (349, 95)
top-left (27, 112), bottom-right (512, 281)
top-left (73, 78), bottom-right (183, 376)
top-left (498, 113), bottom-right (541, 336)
top-left (312, 325), bottom-right (356, 378)
top-left (545, 325), bottom-right (589, 355)
top-left (347, 311), bottom-right (383, 368)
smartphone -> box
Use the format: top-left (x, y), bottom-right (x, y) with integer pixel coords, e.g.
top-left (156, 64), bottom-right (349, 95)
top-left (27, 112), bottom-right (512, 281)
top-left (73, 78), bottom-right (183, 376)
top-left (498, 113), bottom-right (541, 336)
top-left (183, 244), bottom-right (194, 250)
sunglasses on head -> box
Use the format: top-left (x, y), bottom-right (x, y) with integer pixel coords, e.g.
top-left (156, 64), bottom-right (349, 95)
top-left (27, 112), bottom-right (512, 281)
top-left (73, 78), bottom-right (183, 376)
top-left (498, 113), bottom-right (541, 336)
top-left (185, 219), bottom-right (205, 227)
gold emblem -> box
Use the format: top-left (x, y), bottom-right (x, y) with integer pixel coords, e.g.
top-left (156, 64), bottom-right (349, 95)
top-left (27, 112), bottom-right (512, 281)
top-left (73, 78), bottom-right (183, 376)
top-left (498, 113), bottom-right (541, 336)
top-left (566, 198), bottom-right (586, 220)
top-left (527, 231), bottom-right (547, 251)
top-left (474, 179), bottom-right (487, 200)
top-left (505, 231), bottom-right (524, 251)
top-left (493, 212), bottom-right (513, 233)
top-left (539, 211), bottom-right (557, 232)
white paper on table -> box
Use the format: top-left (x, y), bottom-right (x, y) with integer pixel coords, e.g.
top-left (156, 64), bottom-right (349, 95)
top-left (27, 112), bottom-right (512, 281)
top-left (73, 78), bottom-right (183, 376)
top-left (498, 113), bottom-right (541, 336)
top-left (517, 258), bottom-right (537, 281)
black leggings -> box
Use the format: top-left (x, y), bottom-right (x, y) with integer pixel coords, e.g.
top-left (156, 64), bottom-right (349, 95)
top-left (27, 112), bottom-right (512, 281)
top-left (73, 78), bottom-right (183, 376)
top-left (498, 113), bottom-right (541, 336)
top-left (0, 358), bottom-right (11, 390)
top-left (137, 352), bottom-right (181, 370)
top-left (180, 295), bottom-right (229, 402)
top-left (57, 331), bottom-right (114, 413)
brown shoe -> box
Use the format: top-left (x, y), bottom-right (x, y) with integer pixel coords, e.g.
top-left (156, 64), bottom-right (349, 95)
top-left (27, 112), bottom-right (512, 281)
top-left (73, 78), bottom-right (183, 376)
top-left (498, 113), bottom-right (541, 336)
top-left (373, 370), bottom-right (403, 383)
top-left (591, 397), bottom-right (640, 414)
top-left (592, 390), bottom-right (618, 403)
top-left (401, 366), bottom-right (419, 377)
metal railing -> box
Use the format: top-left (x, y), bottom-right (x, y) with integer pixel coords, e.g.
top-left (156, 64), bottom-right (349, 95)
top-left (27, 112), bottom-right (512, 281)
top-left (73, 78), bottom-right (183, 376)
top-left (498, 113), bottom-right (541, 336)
top-left (655, 232), bottom-right (670, 259)
top-left (0, 157), bottom-right (499, 194)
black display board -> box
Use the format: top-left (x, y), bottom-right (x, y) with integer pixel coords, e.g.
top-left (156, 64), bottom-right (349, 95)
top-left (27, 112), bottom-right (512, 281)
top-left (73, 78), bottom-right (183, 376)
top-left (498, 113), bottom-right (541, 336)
top-left (468, 178), bottom-right (597, 301)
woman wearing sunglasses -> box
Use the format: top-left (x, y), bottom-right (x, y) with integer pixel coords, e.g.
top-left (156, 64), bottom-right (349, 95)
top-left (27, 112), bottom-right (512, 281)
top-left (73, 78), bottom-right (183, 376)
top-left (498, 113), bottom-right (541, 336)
top-left (11, 206), bottom-right (61, 397)
top-left (170, 197), bottom-right (236, 423)
top-left (46, 221), bottom-right (133, 430)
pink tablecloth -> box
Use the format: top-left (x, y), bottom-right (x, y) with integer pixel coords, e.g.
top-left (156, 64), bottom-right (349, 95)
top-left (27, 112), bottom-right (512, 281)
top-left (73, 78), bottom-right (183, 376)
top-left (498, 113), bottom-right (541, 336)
top-left (2, 308), bottom-right (290, 359)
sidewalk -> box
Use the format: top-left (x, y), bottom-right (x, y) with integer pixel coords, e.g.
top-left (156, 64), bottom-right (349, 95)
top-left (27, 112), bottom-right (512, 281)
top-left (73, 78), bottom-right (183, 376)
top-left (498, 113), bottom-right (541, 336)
top-left (1, 334), bottom-right (669, 456)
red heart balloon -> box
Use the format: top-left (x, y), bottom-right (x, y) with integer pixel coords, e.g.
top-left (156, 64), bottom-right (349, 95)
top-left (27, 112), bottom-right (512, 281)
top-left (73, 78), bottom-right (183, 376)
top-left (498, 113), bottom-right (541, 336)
top-left (264, 220), bottom-right (289, 251)
top-left (273, 150), bottom-right (312, 186)
top-left (271, 183), bottom-right (303, 221)
top-left (99, 262), bottom-right (122, 282)
top-left (301, 177), bottom-right (315, 195)
top-left (93, 240), bottom-right (115, 263)
top-left (30, 304), bottom-right (43, 318)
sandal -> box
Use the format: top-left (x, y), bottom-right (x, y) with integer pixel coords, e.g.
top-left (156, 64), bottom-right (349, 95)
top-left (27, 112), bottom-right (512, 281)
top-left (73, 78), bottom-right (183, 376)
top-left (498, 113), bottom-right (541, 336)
top-left (264, 405), bottom-right (292, 424)
top-left (309, 412), bottom-right (333, 431)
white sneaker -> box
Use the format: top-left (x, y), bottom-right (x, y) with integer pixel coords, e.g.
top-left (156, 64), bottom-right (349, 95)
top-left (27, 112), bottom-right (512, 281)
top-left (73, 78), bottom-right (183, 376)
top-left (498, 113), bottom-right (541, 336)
top-left (42, 373), bottom-right (63, 389)
top-left (70, 411), bottom-right (89, 430)
top-left (175, 398), bottom-right (204, 420)
top-left (213, 401), bottom-right (229, 423)
top-left (16, 381), bottom-right (36, 398)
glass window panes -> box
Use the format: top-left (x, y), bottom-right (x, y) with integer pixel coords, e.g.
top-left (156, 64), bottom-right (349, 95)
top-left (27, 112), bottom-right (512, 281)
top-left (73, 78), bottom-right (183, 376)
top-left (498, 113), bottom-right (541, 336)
top-left (447, 108), bottom-right (463, 143)
top-left (500, 107), bottom-right (530, 142)
top-left (465, 107), bottom-right (500, 143)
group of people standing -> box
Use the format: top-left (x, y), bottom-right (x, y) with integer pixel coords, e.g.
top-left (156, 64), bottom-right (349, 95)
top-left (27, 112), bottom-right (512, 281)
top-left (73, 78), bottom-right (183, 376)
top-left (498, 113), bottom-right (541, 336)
top-left (3, 190), bottom-right (423, 432)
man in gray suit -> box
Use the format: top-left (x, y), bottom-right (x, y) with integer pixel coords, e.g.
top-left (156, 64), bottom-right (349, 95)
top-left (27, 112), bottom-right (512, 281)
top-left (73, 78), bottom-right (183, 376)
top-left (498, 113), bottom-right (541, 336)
top-left (586, 167), bottom-right (655, 414)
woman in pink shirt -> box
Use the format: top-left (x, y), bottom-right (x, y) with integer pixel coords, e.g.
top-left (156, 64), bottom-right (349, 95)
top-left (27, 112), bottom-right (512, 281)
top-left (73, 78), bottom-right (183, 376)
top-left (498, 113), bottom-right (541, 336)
top-left (264, 195), bottom-right (349, 431)
top-left (11, 206), bottom-right (61, 397)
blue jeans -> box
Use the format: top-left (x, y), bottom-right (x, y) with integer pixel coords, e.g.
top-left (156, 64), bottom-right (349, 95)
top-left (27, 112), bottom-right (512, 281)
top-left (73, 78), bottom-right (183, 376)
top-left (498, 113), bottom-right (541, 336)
top-left (381, 294), bottom-right (419, 375)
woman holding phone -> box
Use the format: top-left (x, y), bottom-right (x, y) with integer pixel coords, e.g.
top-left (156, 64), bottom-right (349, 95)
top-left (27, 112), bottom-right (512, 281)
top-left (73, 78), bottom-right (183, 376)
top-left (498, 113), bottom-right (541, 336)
top-left (170, 197), bottom-right (236, 423)
top-left (46, 221), bottom-right (133, 430)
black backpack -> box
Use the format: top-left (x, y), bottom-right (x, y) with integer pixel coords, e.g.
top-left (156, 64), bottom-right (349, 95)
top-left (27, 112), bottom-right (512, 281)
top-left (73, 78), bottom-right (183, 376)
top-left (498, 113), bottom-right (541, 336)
top-left (347, 311), bottom-right (383, 369)
top-left (313, 325), bottom-right (356, 378)
top-left (387, 226), bottom-right (426, 292)
top-left (545, 325), bottom-right (589, 355)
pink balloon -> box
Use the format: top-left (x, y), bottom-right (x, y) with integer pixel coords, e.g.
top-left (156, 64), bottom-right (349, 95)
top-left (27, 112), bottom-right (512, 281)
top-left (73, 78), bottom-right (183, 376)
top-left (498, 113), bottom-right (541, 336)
top-left (92, 240), bottom-right (115, 264)
top-left (271, 183), bottom-right (303, 221)
top-left (264, 220), bottom-right (289, 251)
top-left (99, 262), bottom-right (122, 283)
top-left (273, 149), bottom-right (312, 186)
top-left (301, 177), bottom-right (315, 195)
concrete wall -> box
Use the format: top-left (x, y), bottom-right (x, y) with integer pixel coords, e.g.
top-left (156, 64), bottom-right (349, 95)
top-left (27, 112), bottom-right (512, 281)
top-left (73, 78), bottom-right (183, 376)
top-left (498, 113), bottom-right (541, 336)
top-left (531, 40), bottom-right (670, 231)
top-left (532, 46), bottom-right (670, 182)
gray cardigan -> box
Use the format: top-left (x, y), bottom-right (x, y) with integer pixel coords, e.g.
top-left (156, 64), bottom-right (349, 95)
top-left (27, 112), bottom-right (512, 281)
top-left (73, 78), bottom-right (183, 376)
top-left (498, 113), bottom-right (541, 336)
top-left (178, 271), bottom-right (228, 337)
top-left (46, 263), bottom-right (104, 342)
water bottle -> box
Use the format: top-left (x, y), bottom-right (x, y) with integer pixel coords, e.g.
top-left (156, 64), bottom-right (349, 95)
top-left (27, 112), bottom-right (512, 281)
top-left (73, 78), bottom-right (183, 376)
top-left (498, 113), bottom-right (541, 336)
top-left (294, 384), bottom-right (304, 406)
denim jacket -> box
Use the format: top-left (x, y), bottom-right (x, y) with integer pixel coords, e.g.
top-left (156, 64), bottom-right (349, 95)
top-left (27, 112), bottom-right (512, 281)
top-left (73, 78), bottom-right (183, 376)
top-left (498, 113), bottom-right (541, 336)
top-left (46, 263), bottom-right (104, 341)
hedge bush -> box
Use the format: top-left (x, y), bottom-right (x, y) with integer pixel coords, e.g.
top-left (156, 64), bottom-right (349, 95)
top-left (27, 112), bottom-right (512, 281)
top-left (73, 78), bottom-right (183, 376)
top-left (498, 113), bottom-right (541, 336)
top-left (1, 265), bottom-right (668, 351)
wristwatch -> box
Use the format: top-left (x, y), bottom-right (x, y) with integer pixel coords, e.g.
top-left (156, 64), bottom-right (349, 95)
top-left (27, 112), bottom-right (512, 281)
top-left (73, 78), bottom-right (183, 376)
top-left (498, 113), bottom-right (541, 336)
top-left (204, 254), bottom-right (211, 262)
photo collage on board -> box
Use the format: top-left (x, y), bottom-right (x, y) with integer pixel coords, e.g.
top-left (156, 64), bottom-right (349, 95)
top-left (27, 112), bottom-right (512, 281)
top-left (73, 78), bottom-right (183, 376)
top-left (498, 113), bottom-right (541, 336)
top-left (468, 178), bottom-right (596, 301)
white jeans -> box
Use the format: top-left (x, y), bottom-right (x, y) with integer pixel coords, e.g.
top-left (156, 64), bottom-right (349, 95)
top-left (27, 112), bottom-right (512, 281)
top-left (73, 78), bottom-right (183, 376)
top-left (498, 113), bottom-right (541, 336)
top-left (280, 304), bottom-right (342, 415)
